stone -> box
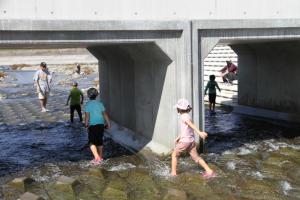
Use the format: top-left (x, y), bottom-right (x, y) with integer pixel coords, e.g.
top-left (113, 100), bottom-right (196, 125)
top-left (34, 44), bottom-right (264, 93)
top-left (78, 175), bottom-right (106, 196)
top-left (87, 168), bottom-right (104, 178)
top-left (54, 176), bottom-right (80, 193)
top-left (127, 170), bottom-right (160, 200)
top-left (102, 186), bottom-right (128, 200)
top-left (20, 192), bottom-right (44, 200)
top-left (7, 177), bottom-right (35, 192)
top-left (163, 188), bottom-right (187, 200)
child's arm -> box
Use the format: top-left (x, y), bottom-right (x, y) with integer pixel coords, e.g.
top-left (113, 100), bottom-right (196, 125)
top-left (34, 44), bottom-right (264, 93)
top-left (216, 82), bottom-right (221, 92)
top-left (103, 111), bottom-right (111, 129)
top-left (85, 112), bottom-right (90, 128)
top-left (204, 83), bottom-right (209, 95)
top-left (66, 94), bottom-right (71, 106)
top-left (80, 92), bottom-right (84, 105)
top-left (185, 120), bottom-right (208, 139)
top-left (174, 135), bottom-right (180, 143)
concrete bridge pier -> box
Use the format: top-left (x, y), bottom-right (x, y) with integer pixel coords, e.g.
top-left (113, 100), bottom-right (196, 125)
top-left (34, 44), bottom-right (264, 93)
top-left (87, 29), bottom-right (193, 153)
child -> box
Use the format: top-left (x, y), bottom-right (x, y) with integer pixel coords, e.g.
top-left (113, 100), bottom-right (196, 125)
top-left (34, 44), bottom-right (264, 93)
top-left (84, 88), bottom-right (111, 164)
top-left (66, 81), bottom-right (84, 123)
top-left (204, 75), bottom-right (221, 113)
top-left (172, 98), bottom-right (215, 178)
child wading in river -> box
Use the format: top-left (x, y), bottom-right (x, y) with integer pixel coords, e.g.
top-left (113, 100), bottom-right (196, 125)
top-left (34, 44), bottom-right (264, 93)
top-left (84, 88), bottom-right (111, 165)
top-left (171, 98), bottom-right (216, 179)
top-left (66, 81), bottom-right (84, 123)
top-left (204, 75), bottom-right (221, 113)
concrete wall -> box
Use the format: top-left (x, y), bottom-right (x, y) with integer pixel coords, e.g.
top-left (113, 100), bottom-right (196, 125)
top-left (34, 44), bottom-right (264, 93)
top-left (88, 39), bottom-right (192, 153)
top-left (232, 41), bottom-right (300, 113)
top-left (1, 0), bottom-right (300, 20)
top-left (193, 20), bottom-right (300, 124)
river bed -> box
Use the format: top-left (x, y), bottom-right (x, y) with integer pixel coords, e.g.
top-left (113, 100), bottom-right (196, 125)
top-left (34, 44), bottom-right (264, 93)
top-left (0, 69), bottom-right (299, 200)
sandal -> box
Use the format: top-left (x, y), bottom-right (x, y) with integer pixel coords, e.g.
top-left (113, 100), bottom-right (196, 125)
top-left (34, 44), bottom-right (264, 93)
top-left (90, 158), bottom-right (103, 165)
top-left (201, 171), bottom-right (217, 179)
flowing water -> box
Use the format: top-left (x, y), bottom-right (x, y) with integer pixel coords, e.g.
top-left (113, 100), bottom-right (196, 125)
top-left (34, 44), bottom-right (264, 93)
top-left (0, 69), bottom-right (299, 200)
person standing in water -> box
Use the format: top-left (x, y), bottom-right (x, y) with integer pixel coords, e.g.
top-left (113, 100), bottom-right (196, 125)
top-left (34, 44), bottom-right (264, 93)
top-left (205, 75), bottom-right (221, 113)
top-left (84, 88), bottom-right (111, 165)
top-left (34, 62), bottom-right (51, 112)
top-left (66, 81), bottom-right (84, 123)
top-left (171, 98), bottom-right (216, 179)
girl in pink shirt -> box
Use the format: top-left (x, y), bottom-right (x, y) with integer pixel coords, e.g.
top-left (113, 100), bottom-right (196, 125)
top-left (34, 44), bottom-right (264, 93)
top-left (171, 98), bottom-right (215, 179)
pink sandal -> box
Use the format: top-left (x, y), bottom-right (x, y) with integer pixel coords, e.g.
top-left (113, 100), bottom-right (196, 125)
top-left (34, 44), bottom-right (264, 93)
top-left (90, 158), bottom-right (103, 165)
top-left (201, 171), bottom-right (217, 179)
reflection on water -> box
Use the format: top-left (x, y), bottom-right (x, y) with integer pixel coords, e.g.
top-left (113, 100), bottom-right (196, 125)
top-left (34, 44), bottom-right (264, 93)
top-left (0, 70), bottom-right (300, 199)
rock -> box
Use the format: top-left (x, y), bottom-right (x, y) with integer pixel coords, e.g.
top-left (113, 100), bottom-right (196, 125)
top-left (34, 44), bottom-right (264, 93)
top-left (54, 176), bottom-right (80, 193)
top-left (127, 170), bottom-right (160, 200)
top-left (20, 192), bottom-right (44, 200)
top-left (176, 172), bottom-right (221, 199)
top-left (87, 168), bottom-right (104, 178)
top-left (102, 187), bottom-right (127, 200)
top-left (47, 176), bottom-right (80, 200)
top-left (7, 177), bottom-right (35, 192)
top-left (263, 152), bottom-right (290, 167)
top-left (78, 175), bottom-right (106, 196)
top-left (163, 188), bottom-right (187, 200)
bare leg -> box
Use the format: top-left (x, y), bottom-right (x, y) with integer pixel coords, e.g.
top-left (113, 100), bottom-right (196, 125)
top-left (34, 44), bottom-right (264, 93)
top-left (97, 146), bottom-right (103, 159)
top-left (212, 102), bottom-right (215, 112)
top-left (43, 98), bottom-right (47, 108)
top-left (171, 151), bottom-right (178, 176)
top-left (39, 100), bottom-right (44, 109)
top-left (209, 103), bottom-right (212, 111)
top-left (198, 157), bottom-right (213, 174)
top-left (90, 145), bottom-right (100, 160)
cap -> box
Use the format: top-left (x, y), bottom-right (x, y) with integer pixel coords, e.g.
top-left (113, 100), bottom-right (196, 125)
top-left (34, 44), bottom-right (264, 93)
top-left (72, 81), bottom-right (78, 86)
top-left (174, 98), bottom-right (191, 110)
top-left (40, 62), bottom-right (47, 67)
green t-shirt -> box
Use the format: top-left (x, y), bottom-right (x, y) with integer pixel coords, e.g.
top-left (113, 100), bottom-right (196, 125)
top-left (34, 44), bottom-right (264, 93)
top-left (205, 80), bottom-right (220, 94)
top-left (69, 87), bottom-right (83, 106)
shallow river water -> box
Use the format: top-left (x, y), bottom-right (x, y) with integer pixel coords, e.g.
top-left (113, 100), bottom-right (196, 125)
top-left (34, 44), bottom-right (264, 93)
top-left (0, 70), bottom-right (299, 200)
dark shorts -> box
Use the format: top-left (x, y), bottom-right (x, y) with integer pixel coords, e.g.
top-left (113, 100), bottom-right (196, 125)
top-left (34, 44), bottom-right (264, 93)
top-left (88, 124), bottom-right (104, 146)
top-left (209, 93), bottom-right (216, 103)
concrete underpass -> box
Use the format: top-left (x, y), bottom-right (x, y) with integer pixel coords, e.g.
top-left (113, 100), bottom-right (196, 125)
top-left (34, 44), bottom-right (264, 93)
top-left (1, 19), bottom-right (300, 153)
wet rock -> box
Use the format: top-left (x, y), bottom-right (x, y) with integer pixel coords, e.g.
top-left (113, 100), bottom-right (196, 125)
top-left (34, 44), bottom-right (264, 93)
top-left (260, 163), bottom-right (288, 180)
top-left (47, 176), bottom-right (80, 200)
top-left (176, 172), bottom-right (222, 199)
top-left (127, 170), bottom-right (160, 200)
top-left (7, 177), bottom-right (35, 192)
top-left (20, 192), bottom-right (44, 200)
top-left (263, 152), bottom-right (290, 167)
top-left (163, 188), bottom-right (187, 200)
top-left (54, 176), bottom-right (80, 193)
top-left (78, 175), bottom-right (106, 196)
top-left (239, 179), bottom-right (284, 200)
top-left (102, 186), bottom-right (128, 200)
top-left (287, 167), bottom-right (300, 184)
top-left (87, 167), bottom-right (104, 178)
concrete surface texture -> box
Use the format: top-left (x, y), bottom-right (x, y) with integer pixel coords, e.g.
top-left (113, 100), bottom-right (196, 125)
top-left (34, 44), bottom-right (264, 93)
top-left (1, 18), bottom-right (300, 152)
top-left (1, 0), bottom-right (300, 20)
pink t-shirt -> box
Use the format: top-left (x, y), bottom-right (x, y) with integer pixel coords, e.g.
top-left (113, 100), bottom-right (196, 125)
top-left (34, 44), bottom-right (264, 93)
top-left (179, 113), bottom-right (195, 143)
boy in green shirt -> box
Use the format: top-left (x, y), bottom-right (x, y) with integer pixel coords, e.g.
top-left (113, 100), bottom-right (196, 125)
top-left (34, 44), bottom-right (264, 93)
top-left (66, 81), bottom-right (84, 123)
top-left (204, 75), bottom-right (221, 113)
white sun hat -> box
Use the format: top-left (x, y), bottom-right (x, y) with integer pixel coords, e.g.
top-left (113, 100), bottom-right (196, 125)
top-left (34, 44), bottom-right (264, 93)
top-left (174, 98), bottom-right (191, 110)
